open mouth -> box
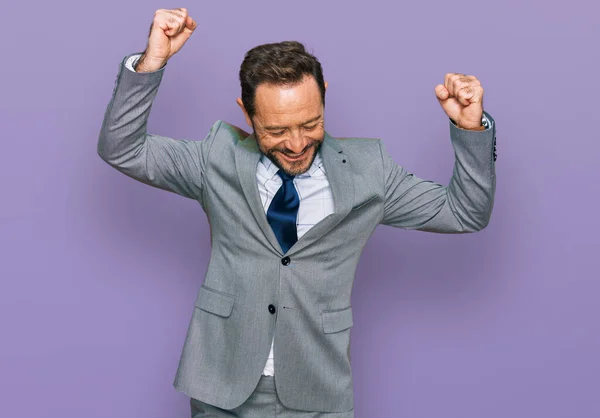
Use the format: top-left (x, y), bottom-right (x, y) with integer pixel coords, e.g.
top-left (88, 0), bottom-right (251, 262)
top-left (279, 149), bottom-right (308, 162)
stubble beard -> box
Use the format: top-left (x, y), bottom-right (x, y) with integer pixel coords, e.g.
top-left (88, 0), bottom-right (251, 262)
top-left (257, 134), bottom-right (324, 177)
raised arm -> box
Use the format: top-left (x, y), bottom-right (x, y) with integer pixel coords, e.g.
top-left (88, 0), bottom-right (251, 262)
top-left (379, 113), bottom-right (496, 232)
top-left (380, 73), bottom-right (497, 233)
top-left (97, 8), bottom-right (215, 201)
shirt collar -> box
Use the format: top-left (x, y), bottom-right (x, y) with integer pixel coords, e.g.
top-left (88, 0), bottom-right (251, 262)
top-left (259, 149), bottom-right (325, 179)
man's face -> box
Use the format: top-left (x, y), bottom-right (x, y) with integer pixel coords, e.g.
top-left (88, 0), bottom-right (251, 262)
top-left (238, 75), bottom-right (327, 176)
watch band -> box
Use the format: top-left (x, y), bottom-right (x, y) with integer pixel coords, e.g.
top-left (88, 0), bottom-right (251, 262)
top-left (450, 114), bottom-right (490, 131)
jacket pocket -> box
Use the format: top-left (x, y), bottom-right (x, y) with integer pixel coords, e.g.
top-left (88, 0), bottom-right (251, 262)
top-left (195, 285), bottom-right (235, 318)
top-left (322, 306), bottom-right (353, 334)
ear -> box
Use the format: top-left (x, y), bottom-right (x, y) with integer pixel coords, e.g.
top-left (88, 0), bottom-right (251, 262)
top-left (236, 98), bottom-right (253, 128)
top-left (324, 81), bottom-right (328, 91)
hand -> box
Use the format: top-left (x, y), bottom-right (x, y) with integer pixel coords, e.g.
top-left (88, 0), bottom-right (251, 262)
top-left (435, 73), bottom-right (484, 130)
top-left (136, 8), bottom-right (197, 72)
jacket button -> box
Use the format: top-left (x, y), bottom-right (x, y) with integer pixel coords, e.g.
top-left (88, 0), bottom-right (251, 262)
top-left (281, 256), bottom-right (290, 266)
top-left (268, 304), bottom-right (276, 314)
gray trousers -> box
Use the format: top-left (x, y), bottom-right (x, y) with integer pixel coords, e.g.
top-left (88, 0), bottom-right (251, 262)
top-left (190, 375), bottom-right (354, 417)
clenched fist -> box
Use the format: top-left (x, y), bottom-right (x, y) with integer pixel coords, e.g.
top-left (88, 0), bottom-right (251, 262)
top-left (136, 8), bottom-right (197, 72)
top-left (435, 73), bottom-right (484, 130)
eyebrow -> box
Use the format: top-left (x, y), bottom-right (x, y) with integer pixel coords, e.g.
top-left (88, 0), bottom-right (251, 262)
top-left (263, 114), bottom-right (322, 131)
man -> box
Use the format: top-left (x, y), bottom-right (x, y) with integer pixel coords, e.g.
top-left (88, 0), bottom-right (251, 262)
top-left (97, 7), bottom-right (497, 418)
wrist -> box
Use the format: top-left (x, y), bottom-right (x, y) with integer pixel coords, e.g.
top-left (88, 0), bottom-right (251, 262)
top-left (454, 113), bottom-right (489, 131)
top-left (134, 54), bottom-right (167, 72)
top-left (458, 124), bottom-right (486, 131)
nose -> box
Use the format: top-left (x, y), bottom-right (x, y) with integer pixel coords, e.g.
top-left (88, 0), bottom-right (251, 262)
top-left (285, 130), bottom-right (308, 154)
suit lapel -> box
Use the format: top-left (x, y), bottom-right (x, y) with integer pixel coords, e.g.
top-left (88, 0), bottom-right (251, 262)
top-left (234, 131), bottom-right (355, 256)
top-left (234, 133), bottom-right (283, 254)
top-left (286, 132), bottom-right (354, 256)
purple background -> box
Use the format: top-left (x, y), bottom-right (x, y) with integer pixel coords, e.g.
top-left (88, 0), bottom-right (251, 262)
top-left (1, 1), bottom-right (598, 417)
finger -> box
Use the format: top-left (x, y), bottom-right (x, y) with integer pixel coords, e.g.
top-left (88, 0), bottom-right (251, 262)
top-left (435, 84), bottom-right (449, 101)
top-left (445, 73), bottom-right (461, 97)
top-left (154, 11), bottom-right (177, 35)
top-left (155, 16), bottom-right (172, 35)
top-left (167, 9), bottom-right (187, 20)
top-left (156, 9), bottom-right (187, 36)
top-left (162, 16), bottom-right (179, 36)
top-left (444, 73), bottom-right (474, 97)
top-left (456, 86), bottom-right (473, 106)
top-left (444, 73), bottom-right (464, 94)
top-left (457, 78), bottom-right (479, 100)
top-left (450, 76), bottom-right (471, 98)
top-left (165, 15), bottom-right (186, 36)
top-left (456, 85), bottom-right (483, 106)
top-left (183, 16), bottom-right (197, 34)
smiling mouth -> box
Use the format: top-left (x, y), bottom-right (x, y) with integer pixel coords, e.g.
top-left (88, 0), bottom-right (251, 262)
top-left (279, 149), bottom-right (308, 161)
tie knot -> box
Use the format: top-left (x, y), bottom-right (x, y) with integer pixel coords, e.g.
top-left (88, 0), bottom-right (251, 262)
top-left (277, 170), bottom-right (295, 182)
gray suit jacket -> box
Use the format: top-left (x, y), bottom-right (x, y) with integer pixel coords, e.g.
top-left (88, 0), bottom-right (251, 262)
top-left (97, 55), bottom-right (497, 413)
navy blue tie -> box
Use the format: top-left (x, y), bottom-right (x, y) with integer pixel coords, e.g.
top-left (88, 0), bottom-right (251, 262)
top-left (267, 170), bottom-right (300, 253)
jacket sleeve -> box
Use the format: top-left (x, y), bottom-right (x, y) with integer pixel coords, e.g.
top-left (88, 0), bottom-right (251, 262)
top-left (97, 53), bottom-right (219, 201)
top-left (379, 112), bottom-right (497, 233)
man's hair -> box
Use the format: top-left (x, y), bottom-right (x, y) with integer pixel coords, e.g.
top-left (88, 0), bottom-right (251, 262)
top-left (239, 41), bottom-right (326, 119)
